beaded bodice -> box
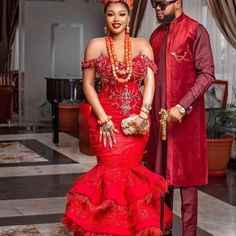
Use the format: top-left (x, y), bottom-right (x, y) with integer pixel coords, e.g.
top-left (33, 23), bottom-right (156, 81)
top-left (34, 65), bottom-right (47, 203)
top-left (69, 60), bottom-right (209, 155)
top-left (82, 54), bottom-right (157, 116)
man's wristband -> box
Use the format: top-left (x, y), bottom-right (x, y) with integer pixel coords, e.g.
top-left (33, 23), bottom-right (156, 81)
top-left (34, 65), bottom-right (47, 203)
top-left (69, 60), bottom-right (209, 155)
top-left (176, 104), bottom-right (186, 115)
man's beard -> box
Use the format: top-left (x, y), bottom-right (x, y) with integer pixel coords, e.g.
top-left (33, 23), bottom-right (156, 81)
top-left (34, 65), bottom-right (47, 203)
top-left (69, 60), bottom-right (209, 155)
top-left (157, 13), bottom-right (175, 25)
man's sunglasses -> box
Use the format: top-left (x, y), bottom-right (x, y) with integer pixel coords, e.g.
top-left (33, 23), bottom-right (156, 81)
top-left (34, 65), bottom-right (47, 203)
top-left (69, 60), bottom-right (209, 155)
top-left (151, 0), bottom-right (177, 10)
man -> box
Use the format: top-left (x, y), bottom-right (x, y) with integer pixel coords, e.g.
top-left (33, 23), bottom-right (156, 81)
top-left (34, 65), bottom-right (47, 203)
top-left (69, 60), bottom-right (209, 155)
top-left (147, 0), bottom-right (215, 235)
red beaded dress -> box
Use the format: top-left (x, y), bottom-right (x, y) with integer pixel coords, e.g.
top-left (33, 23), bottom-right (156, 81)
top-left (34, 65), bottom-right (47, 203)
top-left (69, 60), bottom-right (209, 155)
top-left (63, 54), bottom-right (172, 235)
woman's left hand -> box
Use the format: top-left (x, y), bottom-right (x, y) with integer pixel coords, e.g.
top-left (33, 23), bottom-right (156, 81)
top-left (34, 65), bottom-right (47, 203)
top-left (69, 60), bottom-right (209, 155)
top-left (132, 116), bottom-right (149, 134)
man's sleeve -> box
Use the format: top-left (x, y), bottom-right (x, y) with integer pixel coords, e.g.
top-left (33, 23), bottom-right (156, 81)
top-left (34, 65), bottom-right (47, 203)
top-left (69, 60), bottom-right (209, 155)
top-left (178, 24), bottom-right (215, 111)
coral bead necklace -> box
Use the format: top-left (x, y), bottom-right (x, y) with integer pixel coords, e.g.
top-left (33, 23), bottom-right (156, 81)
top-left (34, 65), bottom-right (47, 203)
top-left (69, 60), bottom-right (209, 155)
top-left (105, 33), bottom-right (133, 83)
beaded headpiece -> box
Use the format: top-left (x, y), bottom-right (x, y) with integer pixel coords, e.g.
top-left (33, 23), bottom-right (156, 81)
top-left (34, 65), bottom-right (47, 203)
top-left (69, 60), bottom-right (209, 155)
top-left (101, 0), bottom-right (133, 9)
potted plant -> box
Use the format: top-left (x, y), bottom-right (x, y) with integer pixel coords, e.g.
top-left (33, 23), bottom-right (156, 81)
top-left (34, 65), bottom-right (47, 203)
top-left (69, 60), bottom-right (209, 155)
top-left (58, 99), bottom-right (80, 136)
top-left (206, 86), bottom-right (236, 176)
top-left (39, 100), bottom-right (51, 119)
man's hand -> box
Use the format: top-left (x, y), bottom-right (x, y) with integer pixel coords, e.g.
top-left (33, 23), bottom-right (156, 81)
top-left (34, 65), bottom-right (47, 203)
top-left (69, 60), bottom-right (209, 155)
top-left (167, 106), bottom-right (184, 123)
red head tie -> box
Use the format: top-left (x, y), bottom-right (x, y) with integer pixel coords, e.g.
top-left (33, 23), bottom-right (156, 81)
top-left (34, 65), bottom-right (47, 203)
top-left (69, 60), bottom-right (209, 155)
top-left (101, 0), bottom-right (133, 9)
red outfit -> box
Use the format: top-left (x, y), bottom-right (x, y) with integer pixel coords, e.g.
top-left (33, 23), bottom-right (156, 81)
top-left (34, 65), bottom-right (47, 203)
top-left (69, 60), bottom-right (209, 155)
top-left (180, 187), bottom-right (198, 236)
top-left (147, 14), bottom-right (215, 186)
top-left (147, 14), bottom-right (215, 236)
top-left (63, 54), bottom-right (172, 235)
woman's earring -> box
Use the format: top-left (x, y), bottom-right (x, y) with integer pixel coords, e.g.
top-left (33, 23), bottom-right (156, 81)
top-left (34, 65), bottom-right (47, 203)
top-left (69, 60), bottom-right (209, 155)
top-left (104, 26), bottom-right (107, 35)
top-left (125, 25), bottom-right (130, 34)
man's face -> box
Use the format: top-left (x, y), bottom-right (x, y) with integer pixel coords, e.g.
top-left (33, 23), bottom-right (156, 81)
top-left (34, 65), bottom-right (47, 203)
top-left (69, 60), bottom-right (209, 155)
top-left (151, 0), bottom-right (177, 24)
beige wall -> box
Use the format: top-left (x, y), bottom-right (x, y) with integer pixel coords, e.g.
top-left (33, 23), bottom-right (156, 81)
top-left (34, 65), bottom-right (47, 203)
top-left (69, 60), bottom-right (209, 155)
top-left (19, 0), bottom-right (104, 124)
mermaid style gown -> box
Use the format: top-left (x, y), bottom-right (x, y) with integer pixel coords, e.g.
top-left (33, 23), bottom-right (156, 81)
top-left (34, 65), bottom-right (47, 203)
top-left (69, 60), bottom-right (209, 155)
top-left (63, 54), bottom-right (172, 235)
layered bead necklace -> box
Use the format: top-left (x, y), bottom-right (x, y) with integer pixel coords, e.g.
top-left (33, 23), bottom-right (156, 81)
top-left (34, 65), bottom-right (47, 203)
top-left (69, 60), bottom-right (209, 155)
top-left (105, 33), bottom-right (133, 83)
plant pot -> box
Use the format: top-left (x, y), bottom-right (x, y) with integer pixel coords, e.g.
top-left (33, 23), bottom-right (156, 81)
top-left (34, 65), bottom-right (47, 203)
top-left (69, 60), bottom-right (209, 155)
top-left (59, 103), bottom-right (79, 135)
top-left (207, 137), bottom-right (234, 176)
top-left (78, 103), bottom-right (95, 156)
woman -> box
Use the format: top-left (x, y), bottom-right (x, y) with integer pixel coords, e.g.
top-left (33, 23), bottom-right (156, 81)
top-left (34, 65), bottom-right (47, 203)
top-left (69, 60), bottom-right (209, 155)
top-left (63, 0), bottom-right (171, 235)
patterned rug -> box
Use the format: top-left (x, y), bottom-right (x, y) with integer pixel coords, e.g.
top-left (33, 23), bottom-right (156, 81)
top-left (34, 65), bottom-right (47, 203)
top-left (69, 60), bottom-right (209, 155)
top-left (0, 223), bottom-right (72, 236)
top-left (0, 142), bottom-right (48, 164)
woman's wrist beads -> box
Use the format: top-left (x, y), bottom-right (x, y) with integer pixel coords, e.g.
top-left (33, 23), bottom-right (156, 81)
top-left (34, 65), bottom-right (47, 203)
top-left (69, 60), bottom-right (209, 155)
top-left (97, 116), bottom-right (112, 125)
top-left (142, 103), bottom-right (152, 112)
top-left (139, 110), bottom-right (149, 120)
top-left (139, 103), bottom-right (152, 120)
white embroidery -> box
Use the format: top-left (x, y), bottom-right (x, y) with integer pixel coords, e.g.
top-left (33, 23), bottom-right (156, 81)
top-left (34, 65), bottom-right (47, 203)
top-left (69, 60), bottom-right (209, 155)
top-left (96, 55), bottom-right (154, 115)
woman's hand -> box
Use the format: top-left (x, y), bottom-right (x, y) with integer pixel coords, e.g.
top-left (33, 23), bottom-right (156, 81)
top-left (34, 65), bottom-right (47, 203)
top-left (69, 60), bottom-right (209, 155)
top-left (99, 120), bottom-right (118, 148)
top-left (132, 116), bottom-right (144, 129)
top-left (132, 116), bottom-right (149, 135)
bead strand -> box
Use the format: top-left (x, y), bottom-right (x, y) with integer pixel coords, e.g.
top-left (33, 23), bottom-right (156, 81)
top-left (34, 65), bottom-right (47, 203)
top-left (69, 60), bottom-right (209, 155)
top-left (105, 33), bottom-right (133, 83)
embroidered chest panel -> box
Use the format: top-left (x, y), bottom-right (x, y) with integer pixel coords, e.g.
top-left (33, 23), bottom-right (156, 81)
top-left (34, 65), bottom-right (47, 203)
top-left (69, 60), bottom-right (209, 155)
top-left (96, 55), bottom-right (151, 115)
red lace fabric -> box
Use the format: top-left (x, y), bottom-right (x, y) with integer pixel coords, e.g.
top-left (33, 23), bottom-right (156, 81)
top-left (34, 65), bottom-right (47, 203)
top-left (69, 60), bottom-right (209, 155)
top-left (82, 54), bottom-right (157, 116)
top-left (63, 55), bottom-right (171, 235)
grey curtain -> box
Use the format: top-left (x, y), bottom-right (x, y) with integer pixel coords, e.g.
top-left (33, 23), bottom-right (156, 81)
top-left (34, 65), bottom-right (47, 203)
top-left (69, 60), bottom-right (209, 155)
top-left (130, 0), bottom-right (148, 37)
top-left (0, 0), bottom-right (19, 71)
top-left (0, 1), bottom-right (3, 41)
top-left (6, 0), bottom-right (19, 45)
top-left (206, 0), bottom-right (236, 49)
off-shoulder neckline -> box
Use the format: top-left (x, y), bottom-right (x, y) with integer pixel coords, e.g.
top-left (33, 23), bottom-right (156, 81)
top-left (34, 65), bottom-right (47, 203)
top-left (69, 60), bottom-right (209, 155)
top-left (86, 54), bottom-right (152, 64)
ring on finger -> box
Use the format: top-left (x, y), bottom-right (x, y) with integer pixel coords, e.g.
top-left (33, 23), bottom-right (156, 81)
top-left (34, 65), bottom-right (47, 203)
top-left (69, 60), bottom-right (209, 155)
top-left (103, 132), bottom-right (107, 145)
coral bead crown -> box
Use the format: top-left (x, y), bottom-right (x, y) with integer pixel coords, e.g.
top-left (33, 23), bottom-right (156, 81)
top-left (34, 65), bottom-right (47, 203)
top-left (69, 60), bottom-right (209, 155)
top-left (101, 0), bottom-right (133, 9)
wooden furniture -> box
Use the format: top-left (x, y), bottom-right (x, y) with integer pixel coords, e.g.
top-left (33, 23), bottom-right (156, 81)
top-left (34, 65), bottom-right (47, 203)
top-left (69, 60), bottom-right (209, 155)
top-left (45, 77), bottom-right (85, 144)
top-left (79, 103), bottom-right (95, 156)
top-left (0, 71), bottom-right (19, 112)
top-left (59, 103), bottom-right (80, 135)
top-left (0, 71), bottom-right (18, 123)
top-left (45, 77), bottom-right (99, 144)
top-left (0, 87), bottom-right (14, 122)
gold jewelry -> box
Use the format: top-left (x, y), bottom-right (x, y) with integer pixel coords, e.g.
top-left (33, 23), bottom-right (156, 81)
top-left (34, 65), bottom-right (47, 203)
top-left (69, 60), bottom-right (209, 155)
top-left (171, 51), bottom-right (187, 62)
top-left (176, 104), bottom-right (185, 115)
top-left (141, 109), bottom-right (149, 115)
top-left (139, 115), bottom-right (147, 120)
top-left (125, 25), bottom-right (130, 34)
top-left (97, 115), bottom-right (112, 125)
top-left (142, 103), bottom-right (152, 111)
top-left (104, 26), bottom-right (107, 35)
top-left (159, 108), bottom-right (168, 141)
top-left (121, 114), bottom-right (139, 135)
top-left (121, 114), bottom-right (149, 135)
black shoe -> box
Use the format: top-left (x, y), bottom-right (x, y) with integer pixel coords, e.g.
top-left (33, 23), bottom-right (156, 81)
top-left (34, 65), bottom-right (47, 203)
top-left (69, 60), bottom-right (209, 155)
top-left (164, 230), bottom-right (172, 236)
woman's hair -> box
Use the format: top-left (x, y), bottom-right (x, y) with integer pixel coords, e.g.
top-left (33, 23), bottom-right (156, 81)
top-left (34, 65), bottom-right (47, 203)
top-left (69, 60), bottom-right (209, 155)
top-left (104, 1), bottom-right (130, 14)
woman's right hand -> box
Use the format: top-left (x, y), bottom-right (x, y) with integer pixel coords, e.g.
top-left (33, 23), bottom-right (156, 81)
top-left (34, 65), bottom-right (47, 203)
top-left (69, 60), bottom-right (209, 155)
top-left (99, 120), bottom-right (118, 148)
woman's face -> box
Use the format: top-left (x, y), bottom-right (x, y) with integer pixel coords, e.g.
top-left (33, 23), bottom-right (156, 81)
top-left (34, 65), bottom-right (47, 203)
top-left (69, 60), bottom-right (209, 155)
top-left (105, 3), bottom-right (130, 35)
